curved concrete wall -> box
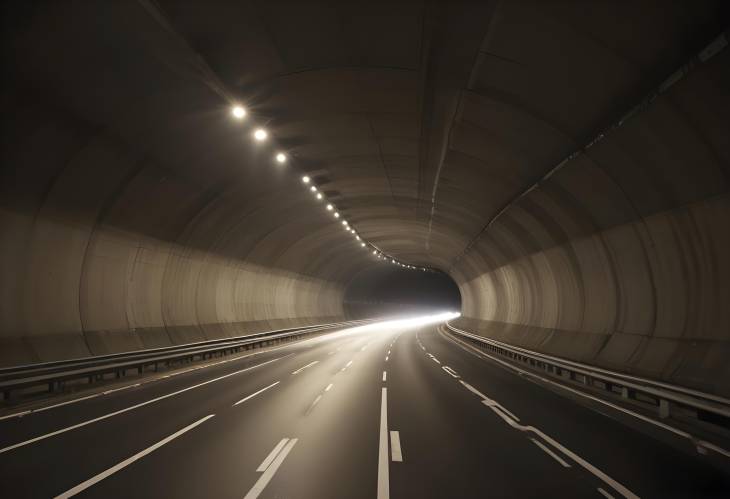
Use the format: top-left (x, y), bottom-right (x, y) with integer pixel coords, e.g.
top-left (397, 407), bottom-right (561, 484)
top-left (1, 0), bottom-right (728, 399)
top-left (0, 98), bottom-right (347, 366)
top-left (452, 43), bottom-right (730, 395)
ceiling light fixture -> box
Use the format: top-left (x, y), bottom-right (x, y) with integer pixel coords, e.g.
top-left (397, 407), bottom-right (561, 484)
top-left (231, 105), bottom-right (246, 119)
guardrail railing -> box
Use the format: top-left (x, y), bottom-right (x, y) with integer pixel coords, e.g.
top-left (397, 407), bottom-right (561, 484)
top-left (0, 318), bottom-right (373, 402)
top-left (444, 322), bottom-right (730, 432)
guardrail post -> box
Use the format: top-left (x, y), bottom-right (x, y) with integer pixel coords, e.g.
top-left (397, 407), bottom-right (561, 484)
top-left (621, 387), bottom-right (630, 399)
top-left (659, 399), bottom-right (671, 419)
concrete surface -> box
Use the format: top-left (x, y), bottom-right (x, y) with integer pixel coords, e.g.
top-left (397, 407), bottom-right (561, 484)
top-left (0, 1), bottom-right (728, 402)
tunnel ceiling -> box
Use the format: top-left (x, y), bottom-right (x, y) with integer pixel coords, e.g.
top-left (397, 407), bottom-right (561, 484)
top-left (1, 0), bottom-right (724, 283)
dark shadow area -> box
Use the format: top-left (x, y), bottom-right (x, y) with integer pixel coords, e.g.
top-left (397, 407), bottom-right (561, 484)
top-left (344, 267), bottom-right (461, 317)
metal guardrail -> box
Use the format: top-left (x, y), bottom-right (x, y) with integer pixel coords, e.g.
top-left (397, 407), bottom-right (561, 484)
top-left (444, 322), bottom-right (730, 430)
top-left (0, 318), bottom-right (374, 401)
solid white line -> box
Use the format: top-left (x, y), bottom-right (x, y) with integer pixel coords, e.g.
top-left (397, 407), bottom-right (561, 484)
top-left (310, 394), bottom-right (323, 409)
top-left (431, 357), bottom-right (441, 364)
top-left (256, 438), bottom-right (289, 472)
top-left (0, 356), bottom-right (284, 455)
top-left (0, 409), bottom-right (31, 421)
top-left (459, 380), bottom-right (520, 421)
top-left (54, 415), bottom-right (215, 498)
top-left (442, 366), bottom-right (459, 378)
top-left (382, 371), bottom-right (387, 382)
top-left (597, 488), bottom-right (615, 499)
top-left (103, 383), bottom-right (140, 395)
top-left (444, 330), bottom-right (730, 459)
top-left (460, 380), bottom-right (488, 399)
top-left (1, 321), bottom-right (367, 422)
top-left (244, 438), bottom-right (298, 499)
top-left (346, 360), bottom-right (353, 368)
top-left (291, 360), bottom-right (319, 375)
top-left (390, 431), bottom-right (403, 462)
top-left (378, 388), bottom-right (389, 499)
top-left (234, 382), bottom-right (280, 406)
top-left (486, 404), bottom-right (638, 499)
top-left (531, 438), bottom-right (571, 467)
top-left (325, 383), bottom-right (333, 392)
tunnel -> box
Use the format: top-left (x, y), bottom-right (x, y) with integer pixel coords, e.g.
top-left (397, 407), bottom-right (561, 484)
top-left (1, 1), bottom-right (729, 498)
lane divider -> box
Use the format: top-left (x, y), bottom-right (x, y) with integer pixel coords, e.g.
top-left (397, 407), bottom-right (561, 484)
top-left (0, 324), bottom-right (344, 422)
top-left (443, 326), bottom-right (730, 459)
top-left (459, 381), bottom-right (638, 498)
top-left (460, 381), bottom-right (520, 421)
top-left (256, 438), bottom-right (290, 472)
top-left (530, 438), bottom-right (571, 468)
top-left (307, 394), bottom-right (323, 413)
top-left (54, 414), bottom-right (215, 498)
top-left (291, 361), bottom-right (319, 375)
top-left (377, 388), bottom-right (389, 499)
top-left (390, 431), bottom-right (403, 462)
top-left (598, 487), bottom-right (615, 498)
top-left (245, 438), bottom-right (298, 499)
top-left (420, 334), bottom-right (637, 498)
top-left (382, 371), bottom-right (387, 382)
top-left (234, 382), bottom-right (280, 406)
top-left (0, 356), bottom-right (286, 455)
top-left (442, 366), bottom-right (460, 379)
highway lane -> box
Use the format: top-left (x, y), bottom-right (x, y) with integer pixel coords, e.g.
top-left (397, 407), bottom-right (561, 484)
top-left (417, 327), bottom-right (730, 498)
top-left (0, 316), bottom-right (728, 498)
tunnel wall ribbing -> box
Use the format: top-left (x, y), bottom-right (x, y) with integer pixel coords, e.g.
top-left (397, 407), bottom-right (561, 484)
top-left (0, 100), bottom-right (347, 367)
top-left (451, 47), bottom-right (730, 396)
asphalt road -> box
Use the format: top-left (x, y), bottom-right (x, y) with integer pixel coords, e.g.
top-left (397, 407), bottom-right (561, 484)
top-left (1, 317), bottom-right (728, 498)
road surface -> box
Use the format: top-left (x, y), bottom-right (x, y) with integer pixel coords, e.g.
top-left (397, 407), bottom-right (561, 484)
top-left (1, 317), bottom-right (728, 498)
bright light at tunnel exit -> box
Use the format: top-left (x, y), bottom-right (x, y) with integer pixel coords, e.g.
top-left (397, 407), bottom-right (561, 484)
top-left (315, 312), bottom-right (461, 341)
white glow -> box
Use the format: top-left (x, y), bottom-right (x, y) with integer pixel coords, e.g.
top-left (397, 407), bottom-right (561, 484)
top-left (231, 105), bottom-right (246, 119)
top-left (302, 176), bottom-right (310, 184)
top-left (334, 212), bottom-right (340, 218)
top-left (341, 221), bottom-right (347, 226)
top-left (304, 313), bottom-right (460, 344)
top-left (356, 236), bottom-right (361, 241)
top-left (350, 229), bottom-right (355, 234)
top-left (361, 243), bottom-right (366, 247)
top-left (310, 186), bottom-right (317, 192)
top-left (276, 152), bottom-right (287, 163)
top-left (326, 204), bottom-right (333, 211)
top-left (372, 250), bottom-right (377, 255)
top-left (316, 193), bottom-right (323, 200)
top-left (253, 128), bottom-right (268, 141)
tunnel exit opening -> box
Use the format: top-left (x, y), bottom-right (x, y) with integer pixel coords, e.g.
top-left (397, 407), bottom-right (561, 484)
top-left (343, 267), bottom-right (461, 319)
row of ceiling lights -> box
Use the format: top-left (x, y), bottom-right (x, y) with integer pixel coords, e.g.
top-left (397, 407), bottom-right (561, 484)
top-left (230, 104), bottom-right (429, 272)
